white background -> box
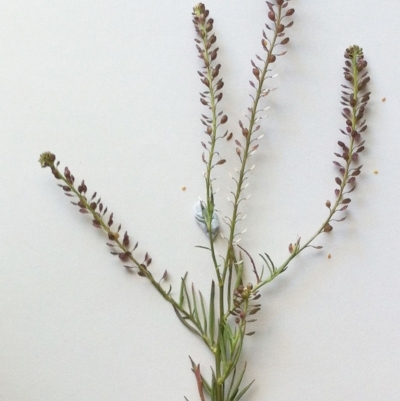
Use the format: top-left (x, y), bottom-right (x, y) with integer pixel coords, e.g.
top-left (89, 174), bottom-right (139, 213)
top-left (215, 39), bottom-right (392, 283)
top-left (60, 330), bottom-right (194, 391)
top-left (1, 1), bottom-right (399, 400)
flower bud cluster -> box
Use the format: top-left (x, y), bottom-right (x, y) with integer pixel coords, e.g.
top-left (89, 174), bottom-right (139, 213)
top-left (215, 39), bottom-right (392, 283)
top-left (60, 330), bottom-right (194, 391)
top-left (231, 283), bottom-right (262, 326)
top-left (192, 3), bottom-right (226, 130)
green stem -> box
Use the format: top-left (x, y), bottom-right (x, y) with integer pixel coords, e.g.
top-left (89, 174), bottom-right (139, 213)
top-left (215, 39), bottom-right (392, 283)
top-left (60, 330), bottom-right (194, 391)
top-left (196, 15), bottom-right (226, 399)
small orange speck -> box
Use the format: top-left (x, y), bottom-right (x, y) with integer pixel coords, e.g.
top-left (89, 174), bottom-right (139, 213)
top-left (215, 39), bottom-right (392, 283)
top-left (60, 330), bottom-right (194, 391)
top-left (373, 170), bottom-right (378, 175)
top-left (182, 186), bottom-right (187, 191)
top-left (328, 253), bottom-right (331, 259)
top-left (382, 97), bottom-right (386, 102)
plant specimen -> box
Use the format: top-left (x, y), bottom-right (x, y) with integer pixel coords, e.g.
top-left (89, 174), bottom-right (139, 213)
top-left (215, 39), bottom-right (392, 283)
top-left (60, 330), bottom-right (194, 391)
top-left (39, 0), bottom-right (370, 399)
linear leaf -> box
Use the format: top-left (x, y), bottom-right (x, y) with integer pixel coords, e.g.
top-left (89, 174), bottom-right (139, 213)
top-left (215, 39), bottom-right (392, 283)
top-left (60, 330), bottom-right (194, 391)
top-left (209, 280), bottom-right (216, 343)
top-left (259, 253), bottom-right (273, 276)
top-left (191, 283), bottom-right (202, 333)
top-left (210, 368), bottom-right (217, 401)
top-left (179, 272), bottom-right (188, 307)
top-left (173, 306), bottom-right (201, 337)
top-left (199, 291), bottom-right (208, 336)
top-left (233, 379), bottom-right (255, 401)
top-left (219, 324), bottom-right (228, 365)
top-left (227, 262), bottom-right (233, 311)
top-left (195, 245), bottom-right (211, 251)
top-left (226, 367), bottom-right (237, 400)
top-left (183, 276), bottom-right (192, 313)
top-left (228, 363), bottom-right (247, 401)
top-left (233, 261), bottom-right (244, 291)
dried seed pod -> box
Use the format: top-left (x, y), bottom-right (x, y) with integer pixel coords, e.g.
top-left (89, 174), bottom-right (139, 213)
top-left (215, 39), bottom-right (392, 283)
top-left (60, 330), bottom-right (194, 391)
top-left (268, 11), bottom-right (276, 21)
top-left (276, 24), bottom-right (285, 33)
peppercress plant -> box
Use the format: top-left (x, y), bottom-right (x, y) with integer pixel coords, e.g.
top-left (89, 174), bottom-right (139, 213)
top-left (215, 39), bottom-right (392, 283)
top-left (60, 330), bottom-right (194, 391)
top-left (39, 1), bottom-right (370, 400)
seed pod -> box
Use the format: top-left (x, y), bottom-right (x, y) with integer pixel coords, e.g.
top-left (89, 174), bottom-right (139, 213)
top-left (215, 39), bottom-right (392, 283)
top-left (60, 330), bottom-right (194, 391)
top-left (262, 39), bottom-right (268, 49)
top-left (268, 11), bottom-right (275, 21)
top-left (276, 24), bottom-right (285, 33)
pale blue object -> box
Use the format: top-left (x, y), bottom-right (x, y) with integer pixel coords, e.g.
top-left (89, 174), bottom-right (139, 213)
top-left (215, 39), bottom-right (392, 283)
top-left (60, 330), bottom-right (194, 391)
top-left (195, 201), bottom-right (220, 238)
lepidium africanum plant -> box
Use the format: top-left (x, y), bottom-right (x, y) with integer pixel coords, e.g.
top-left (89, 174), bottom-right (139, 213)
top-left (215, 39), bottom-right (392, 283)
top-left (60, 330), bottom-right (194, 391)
top-left (39, 1), bottom-right (371, 400)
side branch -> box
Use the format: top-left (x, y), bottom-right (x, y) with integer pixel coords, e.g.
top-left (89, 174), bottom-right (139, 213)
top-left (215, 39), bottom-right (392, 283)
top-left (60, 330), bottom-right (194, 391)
top-left (223, 0), bottom-right (295, 295)
top-left (38, 152), bottom-right (215, 352)
top-left (255, 45), bottom-right (370, 291)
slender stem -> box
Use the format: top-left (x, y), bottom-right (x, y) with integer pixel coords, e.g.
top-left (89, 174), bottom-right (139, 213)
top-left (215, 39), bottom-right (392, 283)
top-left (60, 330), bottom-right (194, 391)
top-left (194, 9), bottom-right (226, 399)
top-left (223, 6), bottom-right (283, 283)
top-left (202, 37), bottom-right (223, 284)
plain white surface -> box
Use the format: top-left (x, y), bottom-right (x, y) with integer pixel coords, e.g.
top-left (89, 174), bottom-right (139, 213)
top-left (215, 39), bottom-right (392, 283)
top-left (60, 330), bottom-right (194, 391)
top-left (1, 1), bottom-right (399, 400)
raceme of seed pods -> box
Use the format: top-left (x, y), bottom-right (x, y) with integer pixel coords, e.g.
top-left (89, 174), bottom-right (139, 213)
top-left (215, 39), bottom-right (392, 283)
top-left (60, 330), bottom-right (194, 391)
top-left (39, 1), bottom-right (370, 400)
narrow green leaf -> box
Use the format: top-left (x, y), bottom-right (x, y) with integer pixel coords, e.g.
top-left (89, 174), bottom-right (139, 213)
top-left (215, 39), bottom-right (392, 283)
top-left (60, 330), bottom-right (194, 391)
top-left (260, 265), bottom-right (265, 281)
top-left (209, 280), bottom-right (216, 343)
top-left (233, 261), bottom-right (244, 291)
top-left (199, 291), bottom-right (208, 336)
top-left (179, 272), bottom-right (188, 307)
top-left (195, 245), bottom-right (211, 251)
top-left (219, 324), bottom-right (228, 366)
top-left (259, 254), bottom-right (273, 276)
top-left (173, 306), bottom-right (201, 337)
top-left (224, 321), bottom-right (234, 345)
top-left (264, 252), bottom-right (275, 271)
top-left (227, 262), bottom-right (233, 312)
top-left (201, 375), bottom-right (212, 396)
top-left (211, 368), bottom-right (217, 401)
top-left (230, 326), bottom-right (245, 372)
top-left (191, 283), bottom-right (202, 333)
top-left (233, 379), bottom-right (255, 401)
top-left (183, 276), bottom-right (192, 313)
top-left (228, 363), bottom-right (247, 401)
top-left (226, 367), bottom-right (237, 400)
